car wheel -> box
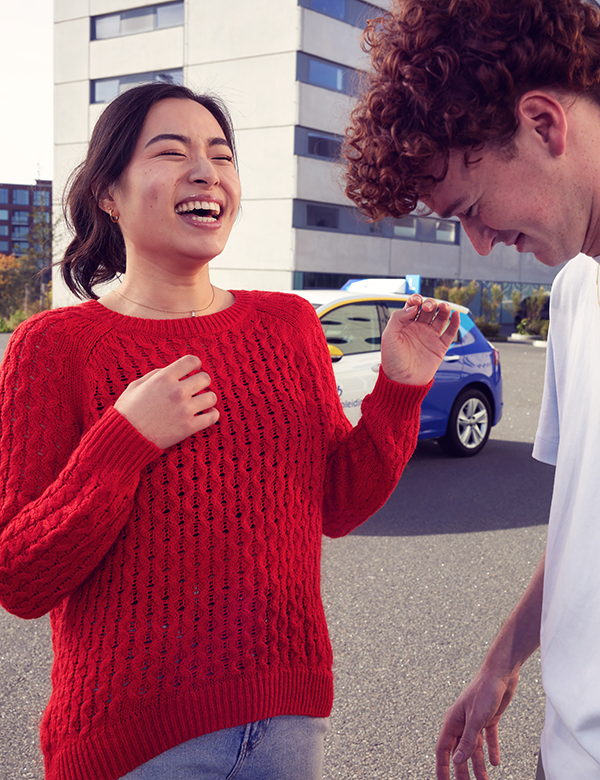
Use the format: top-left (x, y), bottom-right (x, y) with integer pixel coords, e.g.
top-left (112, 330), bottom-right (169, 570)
top-left (439, 389), bottom-right (492, 457)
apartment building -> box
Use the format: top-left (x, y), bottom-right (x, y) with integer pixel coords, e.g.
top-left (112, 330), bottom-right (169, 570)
top-left (53, 0), bottom-right (561, 310)
top-left (0, 179), bottom-right (52, 264)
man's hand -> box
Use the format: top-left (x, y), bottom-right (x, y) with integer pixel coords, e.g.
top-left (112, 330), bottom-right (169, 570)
top-left (381, 294), bottom-right (461, 385)
top-left (435, 668), bottom-right (520, 780)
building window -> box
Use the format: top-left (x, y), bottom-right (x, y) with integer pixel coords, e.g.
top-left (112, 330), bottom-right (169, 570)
top-left (0, 241), bottom-right (8, 252)
top-left (12, 226), bottom-right (29, 239)
top-left (92, 1), bottom-right (184, 40)
top-left (13, 189), bottom-right (29, 206)
top-left (297, 53), bottom-right (358, 96)
top-left (0, 209), bottom-right (8, 221)
top-left (307, 204), bottom-right (339, 230)
top-left (393, 216), bottom-right (459, 244)
top-left (393, 218), bottom-right (417, 239)
top-left (309, 0), bottom-right (345, 19)
top-left (12, 211), bottom-right (29, 225)
top-left (310, 59), bottom-right (343, 91)
top-left (34, 190), bottom-right (50, 207)
top-left (0, 226), bottom-right (8, 237)
top-left (294, 200), bottom-right (371, 235)
top-left (294, 199), bottom-right (460, 243)
top-left (435, 220), bottom-right (457, 243)
top-left (295, 126), bottom-right (343, 161)
top-left (308, 132), bottom-right (342, 159)
top-left (0, 189), bottom-right (8, 205)
top-left (12, 242), bottom-right (29, 255)
top-left (298, 0), bottom-right (381, 27)
top-left (91, 68), bottom-right (184, 104)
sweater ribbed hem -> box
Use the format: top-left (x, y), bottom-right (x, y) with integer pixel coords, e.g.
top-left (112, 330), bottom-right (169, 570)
top-left (49, 670), bottom-right (333, 780)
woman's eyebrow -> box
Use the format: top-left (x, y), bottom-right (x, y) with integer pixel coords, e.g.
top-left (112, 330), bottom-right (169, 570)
top-left (144, 134), bottom-right (231, 150)
top-left (145, 133), bottom-right (191, 148)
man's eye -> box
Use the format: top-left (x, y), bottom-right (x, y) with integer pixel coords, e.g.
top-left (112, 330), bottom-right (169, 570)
top-left (213, 155), bottom-right (234, 163)
top-left (159, 150), bottom-right (185, 156)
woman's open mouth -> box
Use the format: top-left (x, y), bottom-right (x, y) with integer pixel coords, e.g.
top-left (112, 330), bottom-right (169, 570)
top-left (175, 199), bottom-right (222, 223)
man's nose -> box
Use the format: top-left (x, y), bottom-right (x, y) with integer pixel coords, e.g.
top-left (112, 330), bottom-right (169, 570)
top-left (459, 214), bottom-right (495, 256)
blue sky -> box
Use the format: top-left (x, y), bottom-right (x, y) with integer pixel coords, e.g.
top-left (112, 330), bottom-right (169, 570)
top-left (1, 0), bottom-right (53, 185)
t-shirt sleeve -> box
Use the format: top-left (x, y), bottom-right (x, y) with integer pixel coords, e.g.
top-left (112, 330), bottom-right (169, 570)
top-left (533, 324), bottom-right (559, 466)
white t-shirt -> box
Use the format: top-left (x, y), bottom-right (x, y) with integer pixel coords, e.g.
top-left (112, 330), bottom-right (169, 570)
top-left (533, 252), bottom-right (600, 778)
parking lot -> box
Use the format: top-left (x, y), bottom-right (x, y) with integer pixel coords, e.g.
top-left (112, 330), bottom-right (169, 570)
top-left (0, 338), bottom-right (553, 780)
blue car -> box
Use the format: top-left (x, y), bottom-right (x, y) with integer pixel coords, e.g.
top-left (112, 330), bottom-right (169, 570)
top-left (294, 290), bottom-right (503, 457)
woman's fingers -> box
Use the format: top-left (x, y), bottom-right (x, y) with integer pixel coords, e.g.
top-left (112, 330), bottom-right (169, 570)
top-left (114, 355), bottom-right (220, 449)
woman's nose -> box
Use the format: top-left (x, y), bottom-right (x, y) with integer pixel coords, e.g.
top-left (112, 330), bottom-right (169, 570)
top-left (188, 157), bottom-right (220, 186)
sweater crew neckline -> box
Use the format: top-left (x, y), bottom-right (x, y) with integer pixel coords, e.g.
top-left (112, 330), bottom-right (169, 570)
top-left (82, 290), bottom-right (251, 336)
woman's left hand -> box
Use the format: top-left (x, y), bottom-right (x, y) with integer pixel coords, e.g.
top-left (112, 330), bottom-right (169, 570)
top-left (381, 294), bottom-right (461, 386)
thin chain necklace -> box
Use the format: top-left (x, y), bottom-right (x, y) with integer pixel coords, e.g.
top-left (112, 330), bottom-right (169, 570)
top-left (113, 285), bottom-right (216, 318)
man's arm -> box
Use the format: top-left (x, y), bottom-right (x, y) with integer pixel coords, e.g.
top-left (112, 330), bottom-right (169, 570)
top-left (436, 551), bottom-right (546, 780)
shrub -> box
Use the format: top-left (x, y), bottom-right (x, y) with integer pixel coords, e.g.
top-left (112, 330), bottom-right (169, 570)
top-left (474, 317), bottom-right (501, 338)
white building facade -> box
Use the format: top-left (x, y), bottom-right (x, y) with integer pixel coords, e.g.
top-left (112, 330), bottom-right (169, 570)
top-left (53, 0), bottom-right (562, 309)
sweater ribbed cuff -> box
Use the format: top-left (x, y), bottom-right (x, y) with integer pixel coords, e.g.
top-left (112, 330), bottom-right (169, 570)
top-left (366, 367), bottom-right (432, 420)
top-left (78, 406), bottom-right (163, 477)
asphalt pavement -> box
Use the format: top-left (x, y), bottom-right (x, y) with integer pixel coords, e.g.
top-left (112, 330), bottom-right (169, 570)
top-left (0, 337), bottom-right (553, 780)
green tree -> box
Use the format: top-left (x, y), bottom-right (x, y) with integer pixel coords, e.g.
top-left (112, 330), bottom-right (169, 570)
top-left (514, 286), bottom-right (549, 336)
top-left (434, 279), bottom-right (479, 307)
top-left (19, 200), bottom-right (52, 313)
top-left (481, 283), bottom-right (503, 324)
top-left (0, 254), bottom-right (25, 320)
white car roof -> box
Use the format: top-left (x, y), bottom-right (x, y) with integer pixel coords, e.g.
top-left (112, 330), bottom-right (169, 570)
top-left (280, 289), bottom-right (471, 315)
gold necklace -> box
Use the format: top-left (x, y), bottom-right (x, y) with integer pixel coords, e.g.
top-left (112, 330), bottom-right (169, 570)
top-left (113, 285), bottom-right (216, 317)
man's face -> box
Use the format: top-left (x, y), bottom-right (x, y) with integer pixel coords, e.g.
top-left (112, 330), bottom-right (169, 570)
top-left (426, 141), bottom-right (587, 267)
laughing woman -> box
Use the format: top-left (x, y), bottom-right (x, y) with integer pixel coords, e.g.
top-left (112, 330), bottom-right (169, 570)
top-left (0, 82), bottom-right (458, 780)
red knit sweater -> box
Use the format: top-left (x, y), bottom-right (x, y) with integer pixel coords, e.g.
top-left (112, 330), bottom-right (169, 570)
top-left (0, 290), bottom-right (428, 780)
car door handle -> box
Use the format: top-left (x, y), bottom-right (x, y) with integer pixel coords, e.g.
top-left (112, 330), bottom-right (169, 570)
top-left (442, 355), bottom-right (460, 362)
top-left (371, 363), bottom-right (381, 372)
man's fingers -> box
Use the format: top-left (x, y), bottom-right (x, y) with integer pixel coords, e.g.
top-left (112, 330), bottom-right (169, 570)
top-left (467, 737), bottom-right (490, 780)
top-left (484, 725), bottom-right (501, 766)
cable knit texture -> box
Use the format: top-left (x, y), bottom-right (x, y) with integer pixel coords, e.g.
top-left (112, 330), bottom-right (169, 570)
top-left (0, 290), bottom-right (428, 780)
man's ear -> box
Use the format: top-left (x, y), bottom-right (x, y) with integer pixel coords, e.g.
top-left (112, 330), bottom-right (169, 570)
top-left (516, 92), bottom-right (567, 156)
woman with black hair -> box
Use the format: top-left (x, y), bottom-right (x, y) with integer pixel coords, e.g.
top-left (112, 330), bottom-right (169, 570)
top-left (0, 81), bottom-right (458, 780)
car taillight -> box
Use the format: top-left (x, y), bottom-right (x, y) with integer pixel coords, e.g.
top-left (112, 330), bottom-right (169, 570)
top-left (492, 347), bottom-right (500, 366)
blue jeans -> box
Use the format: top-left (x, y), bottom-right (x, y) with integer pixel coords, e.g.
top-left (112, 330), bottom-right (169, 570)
top-left (120, 715), bottom-right (329, 780)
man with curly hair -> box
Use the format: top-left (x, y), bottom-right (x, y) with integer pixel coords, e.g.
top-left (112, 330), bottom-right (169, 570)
top-left (344, 1), bottom-right (600, 779)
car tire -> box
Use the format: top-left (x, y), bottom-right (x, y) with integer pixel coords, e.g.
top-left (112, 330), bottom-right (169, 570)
top-left (439, 388), bottom-right (492, 457)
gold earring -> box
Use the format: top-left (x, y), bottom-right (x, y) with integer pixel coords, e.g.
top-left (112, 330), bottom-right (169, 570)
top-left (108, 208), bottom-right (119, 223)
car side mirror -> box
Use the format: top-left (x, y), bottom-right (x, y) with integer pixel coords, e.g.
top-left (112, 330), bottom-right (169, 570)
top-left (328, 344), bottom-right (344, 363)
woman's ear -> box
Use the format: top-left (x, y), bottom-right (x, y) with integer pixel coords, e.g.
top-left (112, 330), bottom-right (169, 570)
top-left (97, 188), bottom-right (117, 218)
top-left (516, 91), bottom-right (567, 156)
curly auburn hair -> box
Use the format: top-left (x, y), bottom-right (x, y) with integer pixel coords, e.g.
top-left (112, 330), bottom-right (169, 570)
top-left (344, 0), bottom-right (600, 221)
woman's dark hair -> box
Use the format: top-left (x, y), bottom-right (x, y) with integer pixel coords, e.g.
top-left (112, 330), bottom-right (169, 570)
top-left (344, 0), bottom-right (600, 221)
top-left (62, 81), bottom-right (238, 299)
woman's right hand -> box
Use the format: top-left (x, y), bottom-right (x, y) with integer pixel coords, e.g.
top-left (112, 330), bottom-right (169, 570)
top-left (114, 354), bottom-right (219, 449)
